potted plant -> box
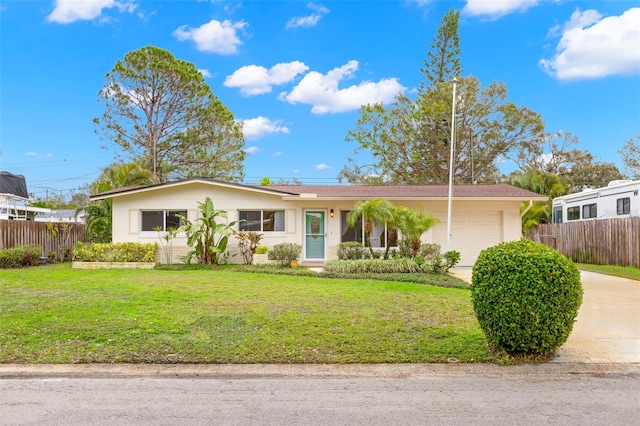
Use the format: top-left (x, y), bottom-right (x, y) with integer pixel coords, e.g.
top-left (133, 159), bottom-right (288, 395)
top-left (253, 246), bottom-right (270, 265)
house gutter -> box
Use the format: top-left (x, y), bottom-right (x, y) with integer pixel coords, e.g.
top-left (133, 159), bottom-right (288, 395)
top-left (520, 200), bottom-right (534, 218)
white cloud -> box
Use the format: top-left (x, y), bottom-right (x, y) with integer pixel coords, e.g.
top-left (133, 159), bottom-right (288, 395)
top-left (244, 146), bottom-right (260, 154)
top-left (241, 116), bottom-right (290, 140)
top-left (316, 163), bottom-right (331, 170)
top-left (173, 19), bottom-right (247, 54)
top-left (280, 60), bottom-right (405, 114)
top-left (463, 0), bottom-right (539, 19)
top-left (272, 151), bottom-right (283, 157)
top-left (286, 3), bottom-right (329, 29)
top-left (405, 0), bottom-right (432, 8)
top-left (198, 69), bottom-right (213, 78)
top-left (224, 61), bottom-right (309, 95)
top-left (540, 8), bottom-right (640, 80)
top-left (25, 151), bottom-right (53, 158)
top-left (47, 0), bottom-right (137, 23)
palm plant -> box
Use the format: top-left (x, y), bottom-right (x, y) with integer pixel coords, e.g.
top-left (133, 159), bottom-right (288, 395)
top-left (395, 206), bottom-right (440, 257)
top-left (347, 198), bottom-right (395, 258)
top-left (510, 169), bottom-right (569, 228)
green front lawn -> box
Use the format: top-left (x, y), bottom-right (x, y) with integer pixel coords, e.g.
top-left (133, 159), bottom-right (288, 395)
top-left (577, 263), bottom-right (640, 281)
top-left (0, 264), bottom-right (496, 364)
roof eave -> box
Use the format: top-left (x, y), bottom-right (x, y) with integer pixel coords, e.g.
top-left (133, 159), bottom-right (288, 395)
top-left (281, 195), bottom-right (548, 202)
top-left (90, 178), bottom-right (294, 200)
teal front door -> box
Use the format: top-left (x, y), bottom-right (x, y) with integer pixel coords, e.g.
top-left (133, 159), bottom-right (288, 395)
top-left (304, 210), bottom-right (326, 260)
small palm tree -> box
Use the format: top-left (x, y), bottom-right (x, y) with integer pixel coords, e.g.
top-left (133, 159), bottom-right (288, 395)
top-left (510, 169), bottom-right (570, 228)
top-left (347, 198), bottom-right (395, 258)
top-left (396, 206), bottom-right (439, 257)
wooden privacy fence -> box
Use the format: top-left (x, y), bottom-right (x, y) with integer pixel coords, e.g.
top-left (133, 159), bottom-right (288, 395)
top-left (525, 218), bottom-right (640, 268)
top-left (0, 220), bottom-right (86, 258)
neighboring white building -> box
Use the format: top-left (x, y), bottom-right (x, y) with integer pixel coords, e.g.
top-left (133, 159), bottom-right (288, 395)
top-left (92, 179), bottom-right (546, 267)
top-left (34, 209), bottom-right (86, 223)
top-left (552, 180), bottom-right (640, 223)
top-left (0, 198), bottom-right (51, 220)
top-left (0, 171), bottom-right (51, 220)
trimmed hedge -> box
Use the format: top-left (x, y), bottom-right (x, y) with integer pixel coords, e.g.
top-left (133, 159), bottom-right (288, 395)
top-left (0, 245), bottom-right (42, 269)
top-left (73, 242), bottom-right (156, 263)
top-left (471, 239), bottom-right (583, 355)
top-left (268, 243), bottom-right (302, 267)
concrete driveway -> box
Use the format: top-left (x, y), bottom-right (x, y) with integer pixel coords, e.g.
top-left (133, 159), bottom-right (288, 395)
top-left (451, 269), bottom-right (640, 363)
top-left (552, 271), bottom-right (640, 364)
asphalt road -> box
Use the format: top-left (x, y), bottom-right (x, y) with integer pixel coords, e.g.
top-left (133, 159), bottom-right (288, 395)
top-left (2, 366), bottom-right (639, 426)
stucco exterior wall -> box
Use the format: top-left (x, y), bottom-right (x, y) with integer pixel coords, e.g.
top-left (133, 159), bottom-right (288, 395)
top-left (111, 183), bottom-right (523, 266)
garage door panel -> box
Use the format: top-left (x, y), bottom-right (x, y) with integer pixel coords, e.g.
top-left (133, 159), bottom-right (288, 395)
top-left (432, 211), bottom-right (503, 267)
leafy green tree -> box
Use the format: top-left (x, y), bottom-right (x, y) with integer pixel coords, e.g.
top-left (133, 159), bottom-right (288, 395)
top-left (92, 161), bottom-right (153, 194)
top-left (618, 134), bottom-right (640, 179)
top-left (85, 200), bottom-right (112, 243)
top-left (511, 131), bottom-right (622, 192)
top-left (421, 8), bottom-right (462, 87)
top-left (94, 46), bottom-right (246, 183)
top-left (178, 197), bottom-right (237, 265)
top-left (85, 162), bottom-right (153, 242)
top-left (395, 207), bottom-right (439, 257)
top-left (339, 9), bottom-right (544, 185)
top-left (339, 77), bottom-right (544, 184)
top-left (347, 198), bottom-right (395, 258)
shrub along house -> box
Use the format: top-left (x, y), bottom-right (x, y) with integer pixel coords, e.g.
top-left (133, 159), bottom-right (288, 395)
top-left (91, 178), bottom-right (546, 267)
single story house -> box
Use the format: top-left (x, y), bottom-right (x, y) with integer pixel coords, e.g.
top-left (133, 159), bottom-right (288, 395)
top-left (91, 178), bottom-right (546, 267)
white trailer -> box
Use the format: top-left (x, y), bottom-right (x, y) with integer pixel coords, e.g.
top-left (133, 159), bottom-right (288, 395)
top-left (551, 180), bottom-right (640, 223)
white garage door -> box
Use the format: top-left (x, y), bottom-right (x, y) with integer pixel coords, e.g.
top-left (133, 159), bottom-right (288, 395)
top-left (432, 211), bottom-right (503, 267)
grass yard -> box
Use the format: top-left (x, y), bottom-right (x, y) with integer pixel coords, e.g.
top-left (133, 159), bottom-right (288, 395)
top-left (0, 264), bottom-right (497, 364)
top-left (577, 263), bottom-right (640, 281)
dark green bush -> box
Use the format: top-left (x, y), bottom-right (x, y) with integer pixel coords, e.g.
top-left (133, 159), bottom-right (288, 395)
top-left (396, 240), bottom-right (442, 260)
top-left (337, 242), bottom-right (368, 260)
top-left (268, 243), bottom-right (302, 267)
top-left (471, 239), bottom-right (583, 355)
top-left (73, 242), bottom-right (156, 262)
top-left (419, 243), bottom-right (442, 260)
top-left (0, 245), bottom-right (42, 269)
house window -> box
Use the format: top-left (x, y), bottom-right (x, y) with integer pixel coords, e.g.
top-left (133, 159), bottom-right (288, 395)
top-left (141, 210), bottom-right (186, 232)
top-left (567, 206), bottom-right (580, 221)
top-left (238, 210), bottom-right (285, 232)
top-left (617, 198), bottom-right (631, 215)
top-left (552, 206), bottom-right (563, 224)
top-left (582, 203), bottom-right (597, 219)
top-left (340, 210), bottom-right (397, 248)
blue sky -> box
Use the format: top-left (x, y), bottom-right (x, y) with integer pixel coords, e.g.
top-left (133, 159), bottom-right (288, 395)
top-left (1, 0), bottom-right (639, 200)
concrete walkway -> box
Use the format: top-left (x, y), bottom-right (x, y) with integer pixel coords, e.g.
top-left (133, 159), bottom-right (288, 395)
top-left (450, 268), bottom-right (640, 364)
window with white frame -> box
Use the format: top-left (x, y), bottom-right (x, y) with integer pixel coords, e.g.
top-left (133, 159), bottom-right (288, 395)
top-left (238, 210), bottom-right (285, 232)
top-left (340, 210), bottom-right (397, 248)
top-left (141, 210), bottom-right (186, 232)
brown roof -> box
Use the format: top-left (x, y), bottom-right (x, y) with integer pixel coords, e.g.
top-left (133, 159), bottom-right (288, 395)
top-left (90, 178), bottom-right (546, 201)
top-left (257, 184), bottom-right (546, 199)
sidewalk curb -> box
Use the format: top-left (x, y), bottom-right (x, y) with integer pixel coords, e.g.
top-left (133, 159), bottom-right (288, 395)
top-left (2, 363), bottom-right (639, 379)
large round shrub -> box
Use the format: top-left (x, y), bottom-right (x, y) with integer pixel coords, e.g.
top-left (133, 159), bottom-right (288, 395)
top-left (471, 239), bottom-right (583, 355)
